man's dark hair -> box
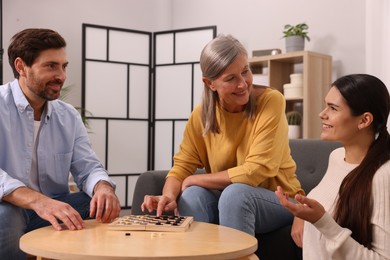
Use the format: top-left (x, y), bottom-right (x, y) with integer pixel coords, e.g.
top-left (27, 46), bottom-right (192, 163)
top-left (8, 28), bottom-right (66, 78)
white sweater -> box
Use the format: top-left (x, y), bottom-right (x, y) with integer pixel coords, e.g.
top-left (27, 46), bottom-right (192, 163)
top-left (303, 148), bottom-right (390, 260)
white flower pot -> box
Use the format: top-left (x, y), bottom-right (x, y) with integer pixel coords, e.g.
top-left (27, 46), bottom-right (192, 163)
top-left (288, 125), bottom-right (301, 139)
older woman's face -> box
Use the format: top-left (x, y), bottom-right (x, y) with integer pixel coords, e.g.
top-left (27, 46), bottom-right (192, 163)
top-left (206, 54), bottom-right (253, 113)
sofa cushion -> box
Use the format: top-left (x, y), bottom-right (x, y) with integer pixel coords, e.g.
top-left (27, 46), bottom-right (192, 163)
top-left (131, 170), bottom-right (168, 215)
top-left (289, 139), bottom-right (341, 193)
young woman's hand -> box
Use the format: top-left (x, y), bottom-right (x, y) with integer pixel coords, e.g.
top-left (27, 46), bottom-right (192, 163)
top-left (275, 186), bottom-right (326, 224)
top-left (291, 217), bottom-right (304, 247)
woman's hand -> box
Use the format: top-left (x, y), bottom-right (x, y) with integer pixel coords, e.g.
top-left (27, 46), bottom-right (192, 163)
top-left (181, 171), bottom-right (231, 191)
top-left (181, 175), bottom-right (198, 191)
top-left (141, 195), bottom-right (178, 216)
top-left (275, 186), bottom-right (326, 224)
top-left (291, 217), bottom-right (304, 247)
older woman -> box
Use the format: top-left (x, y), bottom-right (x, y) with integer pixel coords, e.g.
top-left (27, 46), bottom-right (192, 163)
top-left (142, 34), bottom-right (303, 236)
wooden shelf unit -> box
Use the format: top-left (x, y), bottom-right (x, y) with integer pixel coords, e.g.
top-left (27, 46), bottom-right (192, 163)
top-left (249, 51), bottom-right (332, 138)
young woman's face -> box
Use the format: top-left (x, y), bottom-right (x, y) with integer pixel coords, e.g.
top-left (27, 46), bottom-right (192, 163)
top-left (206, 53), bottom-right (253, 113)
top-left (319, 86), bottom-right (361, 143)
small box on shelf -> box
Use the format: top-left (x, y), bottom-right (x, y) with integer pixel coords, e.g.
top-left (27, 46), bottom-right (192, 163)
top-left (283, 73), bottom-right (303, 99)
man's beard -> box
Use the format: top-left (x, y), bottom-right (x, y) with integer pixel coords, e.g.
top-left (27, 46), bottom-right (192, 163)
top-left (42, 79), bottom-right (63, 100)
top-left (27, 79), bottom-right (63, 101)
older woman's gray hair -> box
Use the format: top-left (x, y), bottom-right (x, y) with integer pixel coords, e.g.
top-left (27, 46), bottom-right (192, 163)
top-left (200, 34), bottom-right (256, 135)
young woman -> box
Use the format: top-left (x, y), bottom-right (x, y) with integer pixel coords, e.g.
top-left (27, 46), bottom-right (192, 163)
top-left (276, 74), bottom-right (390, 259)
top-left (142, 34), bottom-right (303, 236)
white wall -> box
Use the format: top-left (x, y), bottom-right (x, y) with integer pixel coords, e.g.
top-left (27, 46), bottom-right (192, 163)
top-left (4, 0), bottom-right (366, 108)
top-left (365, 0), bottom-right (390, 129)
top-left (3, 0), bottom-right (172, 106)
top-left (6, 0), bottom-right (385, 126)
top-left (170, 0), bottom-right (366, 81)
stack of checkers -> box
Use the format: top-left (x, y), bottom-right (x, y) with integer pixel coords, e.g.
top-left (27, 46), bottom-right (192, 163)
top-left (108, 215), bottom-right (194, 232)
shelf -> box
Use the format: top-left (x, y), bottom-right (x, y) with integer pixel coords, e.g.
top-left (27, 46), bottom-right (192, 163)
top-left (249, 51), bottom-right (332, 138)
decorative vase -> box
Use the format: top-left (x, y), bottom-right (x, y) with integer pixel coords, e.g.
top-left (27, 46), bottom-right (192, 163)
top-left (285, 36), bottom-right (305, 52)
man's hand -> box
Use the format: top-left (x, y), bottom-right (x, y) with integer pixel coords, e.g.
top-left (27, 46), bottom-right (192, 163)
top-left (90, 181), bottom-right (121, 223)
top-left (3, 187), bottom-right (84, 231)
top-left (34, 198), bottom-right (85, 231)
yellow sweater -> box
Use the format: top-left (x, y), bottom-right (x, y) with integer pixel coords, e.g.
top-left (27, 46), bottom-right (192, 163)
top-left (167, 88), bottom-right (304, 196)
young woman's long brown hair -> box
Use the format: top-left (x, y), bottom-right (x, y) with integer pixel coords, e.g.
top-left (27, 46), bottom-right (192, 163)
top-left (332, 74), bottom-right (390, 248)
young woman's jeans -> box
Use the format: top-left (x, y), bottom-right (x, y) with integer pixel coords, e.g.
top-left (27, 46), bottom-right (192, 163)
top-left (178, 183), bottom-right (295, 236)
top-left (0, 192), bottom-right (91, 260)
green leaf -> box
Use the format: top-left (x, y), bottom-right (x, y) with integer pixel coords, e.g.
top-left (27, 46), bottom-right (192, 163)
top-left (282, 22), bottom-right (310, 41)
top-left (61, 85), bottom-right (93, 131)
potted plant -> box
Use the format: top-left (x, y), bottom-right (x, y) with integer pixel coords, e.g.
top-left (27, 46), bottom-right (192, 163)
top-left (286, 110), bottom-right (302, 139)
top-left (282, 23), bottom-right (310, 52)
top-left (60, 85), bottom-right (92, 131)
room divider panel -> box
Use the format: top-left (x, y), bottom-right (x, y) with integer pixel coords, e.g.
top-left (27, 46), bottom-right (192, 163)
top-left (82, 24), bottom-right (216, 208)
top-left (152, 27), bottom-right (216, 170)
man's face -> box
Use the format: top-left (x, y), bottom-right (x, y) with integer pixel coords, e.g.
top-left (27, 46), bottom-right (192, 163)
top-left (19, 48), bottom-right (68, 102)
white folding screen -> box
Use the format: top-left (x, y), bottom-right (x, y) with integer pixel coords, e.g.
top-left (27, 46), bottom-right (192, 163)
top-left (82, 24), bottom-right (151, 208)
top-left (153, 27), bottom-right (216, 170)
top-left (82, 24), bottom-right (216, 208)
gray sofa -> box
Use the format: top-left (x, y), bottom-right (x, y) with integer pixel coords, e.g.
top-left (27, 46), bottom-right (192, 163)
top-left (131, 139), bottom-right (341, 260)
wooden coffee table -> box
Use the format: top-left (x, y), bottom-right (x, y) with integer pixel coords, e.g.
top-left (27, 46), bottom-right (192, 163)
top-left (20, 219), bottom-right (258, 259)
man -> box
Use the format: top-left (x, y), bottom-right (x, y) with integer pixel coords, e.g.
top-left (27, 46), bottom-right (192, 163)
top-left (0, 28), bottom-right (121, 259)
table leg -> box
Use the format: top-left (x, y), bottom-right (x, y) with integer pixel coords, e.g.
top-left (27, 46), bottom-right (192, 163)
top-left (27, 255), bottom-right (53, 260)
top-left (236, 253), bottom-right (259, 260)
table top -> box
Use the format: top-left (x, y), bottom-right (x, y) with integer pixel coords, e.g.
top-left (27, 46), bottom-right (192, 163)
top-left (20, 219), bottom-right (258, 260)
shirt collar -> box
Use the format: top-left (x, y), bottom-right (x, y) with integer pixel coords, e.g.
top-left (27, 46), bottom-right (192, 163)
top-left (11, 79), bottom-right (29, 113)
top-left (10, 79), bottom-right (53, 122)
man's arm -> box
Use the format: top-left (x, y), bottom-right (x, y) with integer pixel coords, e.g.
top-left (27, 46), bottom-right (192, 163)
top-left (3, 187), bottom-right (85, 231)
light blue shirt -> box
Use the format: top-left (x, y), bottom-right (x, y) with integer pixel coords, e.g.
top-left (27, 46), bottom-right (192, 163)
top-left (0, 79), bottom-right (115, 200)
